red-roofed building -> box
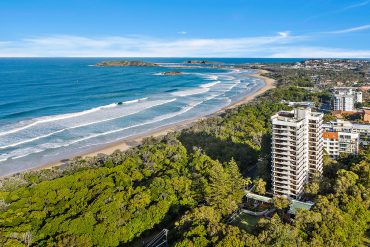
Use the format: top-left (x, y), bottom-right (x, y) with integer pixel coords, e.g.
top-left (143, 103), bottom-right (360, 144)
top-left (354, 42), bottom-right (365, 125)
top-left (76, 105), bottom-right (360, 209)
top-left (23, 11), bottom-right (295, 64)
top-left (363, 109), bottom-right (370, 123)
top-left (331, 110), bottom-right (362, 120)
top-left (359, 86), bottom-right (370, 92)
top-left (322, 131), bottom-right (359, 158)
top-left (323, 131), bottom-right (338, 140)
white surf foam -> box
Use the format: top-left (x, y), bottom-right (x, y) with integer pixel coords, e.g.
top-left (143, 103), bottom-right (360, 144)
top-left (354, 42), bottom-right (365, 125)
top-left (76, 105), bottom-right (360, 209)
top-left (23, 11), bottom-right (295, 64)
top-left (0, 129), bottom-right (66, 150)
top-left (0, 103), bottom-right (117, 137)
top-left (204, 75), bottom-right (219, 80)
top-left (1, 147), bottom-right (44, 162)
top-left (62, 102), bottom-right (202, 146)
top-left (225, 80), bottom-right (241, 90)
top-left (0, 98), bottom-right (176, 150)
top-left (200, 81), bottom-right (221, 88)
top-left (0, 98), bottom-right (151, 137)
top-left (205, 92), bottom-right (224, 101)
top-left (2, 100), bottom-right (203, 162)
top-left (171, 88), bottom-right (209, 97)
top-left (121, 97), bottom-right (148, 105)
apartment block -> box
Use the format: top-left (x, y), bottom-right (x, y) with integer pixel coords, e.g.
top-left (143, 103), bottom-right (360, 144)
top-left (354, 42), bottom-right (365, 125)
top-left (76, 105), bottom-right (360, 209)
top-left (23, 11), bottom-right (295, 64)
top-left (323, 131), bottom-right (359, 159)
top-left (271, 108), bottom-right (323, 199)
top-left (332, 87), bottom-right (363, 111)
top-left (355, 91), bottom-right (363, 103)
top-left (323, 119), bottom-right (370, 146)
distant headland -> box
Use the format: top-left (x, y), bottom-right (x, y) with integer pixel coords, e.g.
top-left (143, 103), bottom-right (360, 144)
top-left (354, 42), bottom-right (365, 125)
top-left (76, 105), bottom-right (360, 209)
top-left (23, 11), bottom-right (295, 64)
top-left (96, 60), bottom-right (158, 67)
top-left (96, 60), bottom-right (224, 67)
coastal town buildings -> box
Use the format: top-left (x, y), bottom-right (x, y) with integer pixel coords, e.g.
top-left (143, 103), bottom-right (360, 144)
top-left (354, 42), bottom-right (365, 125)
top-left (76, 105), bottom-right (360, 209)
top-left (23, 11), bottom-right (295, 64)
top-left (323, 119), bottom-right (370, 146)
top-left (322, 131), bottom-right (359, 159)
top-left (271, 108), bottom-right (323, 199)
top-left (332, 87), bottom-right (363, 111)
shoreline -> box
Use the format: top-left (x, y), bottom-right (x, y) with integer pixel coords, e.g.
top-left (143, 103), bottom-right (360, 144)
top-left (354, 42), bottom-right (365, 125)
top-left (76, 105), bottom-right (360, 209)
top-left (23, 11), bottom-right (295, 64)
top-left (218, 69), bottom-right (275, 111)
top-left (11, 70), bottom-right (276, 175)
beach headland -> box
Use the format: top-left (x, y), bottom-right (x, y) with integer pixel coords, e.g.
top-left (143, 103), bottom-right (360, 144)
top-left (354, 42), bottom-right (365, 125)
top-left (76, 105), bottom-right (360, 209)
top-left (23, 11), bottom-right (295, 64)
top-left (21, 70), bottom-right (276, 175)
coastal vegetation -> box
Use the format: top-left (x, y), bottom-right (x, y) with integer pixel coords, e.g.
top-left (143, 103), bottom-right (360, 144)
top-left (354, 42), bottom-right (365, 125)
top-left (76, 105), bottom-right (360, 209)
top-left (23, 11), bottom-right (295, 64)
top-left (0, 76), bottom-right (369, 246)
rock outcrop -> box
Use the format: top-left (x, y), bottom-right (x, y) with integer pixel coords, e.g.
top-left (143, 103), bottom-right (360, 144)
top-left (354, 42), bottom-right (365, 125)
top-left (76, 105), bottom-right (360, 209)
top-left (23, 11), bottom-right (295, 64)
top-left (161, 71), bottom-right (183, 75)
top-left (184, 60), bottom-right (223, 65)
top-left (96, 60), bottom-right (158, 67)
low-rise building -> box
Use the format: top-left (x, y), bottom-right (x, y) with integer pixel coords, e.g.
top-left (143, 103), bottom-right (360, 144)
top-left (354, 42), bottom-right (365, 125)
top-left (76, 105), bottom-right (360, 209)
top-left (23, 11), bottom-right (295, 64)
top-left (322, 132), bottom-right (339, 158)
top-left (323, 119), bottom-right (370, 146)
top-left (323, 131), bottom-right (359, 159)
top-left (331, 110), bottom-right (360, 119)
top-left (281, 100), bottom-right (315, 108)
top-left (332, 87), bottom-right (363, 111)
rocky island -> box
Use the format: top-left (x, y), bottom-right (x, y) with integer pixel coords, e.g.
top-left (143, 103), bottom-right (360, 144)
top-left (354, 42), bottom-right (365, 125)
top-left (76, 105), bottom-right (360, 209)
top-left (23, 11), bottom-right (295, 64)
top-left (184, 60), bottom-right (224, 65)
top-left (96, 60), bottom-right (158, 67)
top-left (161, 71), bottom-right (183, 75)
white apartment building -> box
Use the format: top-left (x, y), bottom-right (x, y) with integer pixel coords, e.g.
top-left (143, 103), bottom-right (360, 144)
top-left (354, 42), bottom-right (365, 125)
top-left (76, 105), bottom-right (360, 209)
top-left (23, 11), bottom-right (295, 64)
top-left (355, 91), bottom-right (363, 103)
top-left (323, 119), bottom-right (370, 146)
top-left (332, 87), bottom-right (363, 111)
top-left (333, 94), bottom-right (354, 111)
top-left (323, 131), bottom-right (359, 159)
top-left (271, 108), bottom-right (323, 199)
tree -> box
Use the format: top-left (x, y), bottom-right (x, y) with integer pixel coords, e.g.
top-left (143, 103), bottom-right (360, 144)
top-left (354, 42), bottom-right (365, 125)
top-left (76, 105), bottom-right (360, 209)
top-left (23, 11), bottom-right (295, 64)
top-left (204, 159), bottom-right (245, 216)
top-left (355, 102), bottom-right (363, 109)
top-left (272, 196), bottom-right (290, 211)
top-left (334, 169), bottom-right (358, 195)
top-left (253, 178), bottom-right (266, 195)
top-left (323, 113), bottom-right (337, 122)
top-left (304, 172), bottom-right (321, 199)
top-left (257, 214), bottom-right (302, 246)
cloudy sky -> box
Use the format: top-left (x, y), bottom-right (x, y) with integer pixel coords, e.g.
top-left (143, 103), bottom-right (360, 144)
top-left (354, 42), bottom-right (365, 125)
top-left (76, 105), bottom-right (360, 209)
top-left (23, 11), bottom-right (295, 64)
top-left (0, 0), bottom-right (370, 57)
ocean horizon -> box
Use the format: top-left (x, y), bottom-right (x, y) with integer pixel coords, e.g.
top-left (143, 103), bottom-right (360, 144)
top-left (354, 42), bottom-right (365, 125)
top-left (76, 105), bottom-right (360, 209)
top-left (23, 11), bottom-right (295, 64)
top-left (0, 58), bottom-right (301, 176)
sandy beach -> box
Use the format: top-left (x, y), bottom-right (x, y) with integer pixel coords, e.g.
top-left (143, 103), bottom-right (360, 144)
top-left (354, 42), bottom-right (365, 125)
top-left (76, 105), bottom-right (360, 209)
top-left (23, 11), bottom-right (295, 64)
top-left (30, 70), bottom-right (276, 173)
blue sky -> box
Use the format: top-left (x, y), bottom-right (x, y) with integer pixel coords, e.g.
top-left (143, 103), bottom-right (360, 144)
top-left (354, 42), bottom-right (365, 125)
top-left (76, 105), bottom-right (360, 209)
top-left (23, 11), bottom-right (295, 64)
top-left (0, 0), bottom-right (369, 57)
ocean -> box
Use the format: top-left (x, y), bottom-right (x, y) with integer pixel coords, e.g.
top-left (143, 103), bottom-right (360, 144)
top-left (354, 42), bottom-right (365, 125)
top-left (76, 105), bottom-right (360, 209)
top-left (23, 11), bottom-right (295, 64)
top-left (0, 58), bottom-right (303, 176)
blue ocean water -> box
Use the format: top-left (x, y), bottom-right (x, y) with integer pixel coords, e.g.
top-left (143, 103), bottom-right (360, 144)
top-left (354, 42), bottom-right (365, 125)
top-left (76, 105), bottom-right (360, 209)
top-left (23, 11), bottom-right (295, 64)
top-left (0, 58), bottom-right (302, 176)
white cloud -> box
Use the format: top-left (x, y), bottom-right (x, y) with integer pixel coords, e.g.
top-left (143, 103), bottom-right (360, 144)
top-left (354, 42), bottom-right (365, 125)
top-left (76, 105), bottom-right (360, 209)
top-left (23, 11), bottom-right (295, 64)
top-left (326, 24), bottom-right (370, 34)
top-left (0, 31), bottom-right (369, 58)
top-left (277, 31), bottom-right (290, 38)
top-left (178, 31), bottom-right (187, 35)
top-left (0, 32), bottom-right (302, 57)
top-left (342, 0), bottom-right (370, 11)
top-left (305, 1), bottom-right (369, 22)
